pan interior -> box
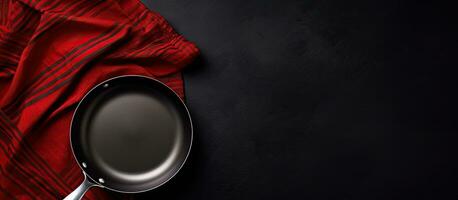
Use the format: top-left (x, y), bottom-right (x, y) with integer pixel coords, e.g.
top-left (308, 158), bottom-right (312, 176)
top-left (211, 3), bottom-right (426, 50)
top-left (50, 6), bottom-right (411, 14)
top-left (86, 90), bottom-right (180, 174)
top-left (72, 77), bottom-right (191, 192)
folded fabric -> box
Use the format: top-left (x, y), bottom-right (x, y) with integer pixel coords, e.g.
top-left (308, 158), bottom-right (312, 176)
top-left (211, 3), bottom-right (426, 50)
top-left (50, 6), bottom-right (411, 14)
top-left (0, 0), bottom-right (198, 199)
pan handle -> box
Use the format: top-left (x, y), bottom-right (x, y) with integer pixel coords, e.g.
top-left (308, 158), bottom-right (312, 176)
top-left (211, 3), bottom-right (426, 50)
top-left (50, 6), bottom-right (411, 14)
top-left (63, 173), bottom-right (98, 200)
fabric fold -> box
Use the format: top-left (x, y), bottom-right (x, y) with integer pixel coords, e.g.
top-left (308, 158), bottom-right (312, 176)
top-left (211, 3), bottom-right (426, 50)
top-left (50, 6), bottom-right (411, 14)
top-left (0, 0), bottom-right (198, 199)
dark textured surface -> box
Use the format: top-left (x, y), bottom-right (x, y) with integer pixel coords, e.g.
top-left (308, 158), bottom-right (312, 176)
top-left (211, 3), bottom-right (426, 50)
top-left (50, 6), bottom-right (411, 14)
top-left (135, 0), bottom-right (458, 199)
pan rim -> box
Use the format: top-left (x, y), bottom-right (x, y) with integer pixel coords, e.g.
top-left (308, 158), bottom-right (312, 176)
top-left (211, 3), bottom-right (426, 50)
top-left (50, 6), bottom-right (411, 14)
top-left (69, 74), bottom-right (193, 193)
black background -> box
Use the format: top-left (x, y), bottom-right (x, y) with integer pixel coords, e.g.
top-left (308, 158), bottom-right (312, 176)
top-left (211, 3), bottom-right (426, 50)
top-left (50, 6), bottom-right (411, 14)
top-left (134, 0), bottom-right (458, 199)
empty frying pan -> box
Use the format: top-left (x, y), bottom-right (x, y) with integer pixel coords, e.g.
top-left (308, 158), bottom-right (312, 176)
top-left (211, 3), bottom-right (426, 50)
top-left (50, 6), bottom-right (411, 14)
top-left (64, 75), bottom-right (193, 200)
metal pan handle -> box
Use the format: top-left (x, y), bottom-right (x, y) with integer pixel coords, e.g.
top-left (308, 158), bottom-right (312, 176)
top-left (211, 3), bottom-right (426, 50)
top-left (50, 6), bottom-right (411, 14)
top-left (63, 172), bottom-right (98, 200)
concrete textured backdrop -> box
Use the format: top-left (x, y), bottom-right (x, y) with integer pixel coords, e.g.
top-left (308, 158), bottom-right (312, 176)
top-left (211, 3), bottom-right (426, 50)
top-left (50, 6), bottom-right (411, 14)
top-left (132, 0), bottom-right (457, 199)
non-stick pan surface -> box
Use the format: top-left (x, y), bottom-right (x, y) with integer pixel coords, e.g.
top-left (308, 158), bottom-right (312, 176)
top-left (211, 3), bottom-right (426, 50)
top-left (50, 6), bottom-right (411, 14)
top-left (69, 75), bottom-right (192, 195)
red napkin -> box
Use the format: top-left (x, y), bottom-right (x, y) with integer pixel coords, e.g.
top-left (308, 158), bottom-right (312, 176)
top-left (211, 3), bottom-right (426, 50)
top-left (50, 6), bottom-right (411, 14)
top-left (0, 0), bottom-right (198, 199)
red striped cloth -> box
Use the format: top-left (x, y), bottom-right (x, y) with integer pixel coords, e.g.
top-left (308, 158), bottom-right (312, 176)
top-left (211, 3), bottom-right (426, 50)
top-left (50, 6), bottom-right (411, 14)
top-left (0, 0), bottom-right (198, 199)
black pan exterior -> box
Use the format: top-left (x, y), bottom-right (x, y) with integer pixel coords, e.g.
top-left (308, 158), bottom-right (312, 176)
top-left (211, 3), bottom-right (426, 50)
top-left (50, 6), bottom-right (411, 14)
top-left (70, 75), bottom-right (192, 193)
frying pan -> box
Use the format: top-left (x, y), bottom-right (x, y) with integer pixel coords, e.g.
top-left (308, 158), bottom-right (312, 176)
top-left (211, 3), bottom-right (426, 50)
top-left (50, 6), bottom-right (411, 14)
top-left (64, 75), bottom-right (193, 200)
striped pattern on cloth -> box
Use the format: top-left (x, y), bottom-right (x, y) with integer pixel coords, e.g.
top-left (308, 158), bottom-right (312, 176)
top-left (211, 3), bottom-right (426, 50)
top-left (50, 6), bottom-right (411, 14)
top-left (0, 0), bottom-right (199, 199)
